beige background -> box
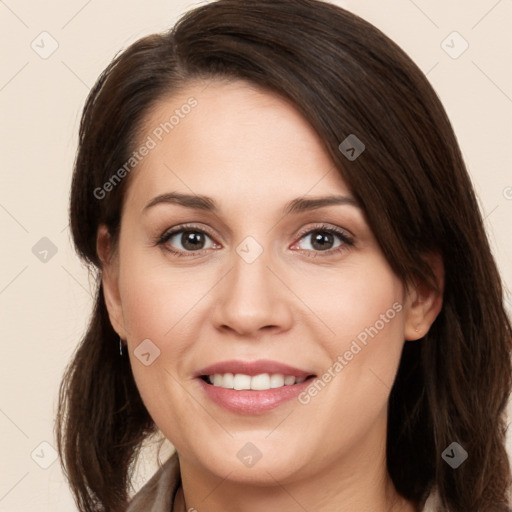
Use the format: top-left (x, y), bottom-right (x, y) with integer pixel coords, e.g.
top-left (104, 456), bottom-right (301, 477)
top-left (1, 0), bottom-right (511, 510)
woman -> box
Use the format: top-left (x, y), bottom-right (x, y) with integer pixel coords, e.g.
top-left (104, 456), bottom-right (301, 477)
top-left (56, 0), bottom-right (512, 511)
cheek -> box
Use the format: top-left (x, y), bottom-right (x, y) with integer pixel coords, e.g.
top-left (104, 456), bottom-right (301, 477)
top-left (117, 244), bottom-right (205, 342)
top-left (119, 269), bottom-right (180, 340)
top-left (117, 248), bottom-right (214, 398)
top-left (117, 256), bottom-right (199, 428)
top-left (292, 254), bottom-right (405, 355)
top-left (293, 255), bottom-right (406, 426)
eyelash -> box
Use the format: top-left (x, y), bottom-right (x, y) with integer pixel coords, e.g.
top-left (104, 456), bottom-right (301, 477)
top-left (155, 223), bottom-right (354, 259)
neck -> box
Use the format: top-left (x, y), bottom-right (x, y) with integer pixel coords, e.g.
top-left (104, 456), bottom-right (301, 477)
top-left (173, 413), bottom-right (418, 512)
top-left (174, 472), bottom-right (416, 512)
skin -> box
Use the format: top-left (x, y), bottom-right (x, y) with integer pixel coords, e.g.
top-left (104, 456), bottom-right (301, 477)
top-left (98, 80), bottom-right (443, 512)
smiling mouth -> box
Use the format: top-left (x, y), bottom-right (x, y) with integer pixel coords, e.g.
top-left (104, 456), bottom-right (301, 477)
top-left (200, 372), bottom-right (316, 391)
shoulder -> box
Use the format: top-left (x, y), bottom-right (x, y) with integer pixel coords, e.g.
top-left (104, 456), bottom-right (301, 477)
top-left (126, 452), bottom-right (181, 512)
top-left (421, 487), bottom-right (441, 512)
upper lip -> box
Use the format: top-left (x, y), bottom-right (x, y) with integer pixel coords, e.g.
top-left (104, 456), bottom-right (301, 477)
top-left (196, 359), bottom-right (315, 378)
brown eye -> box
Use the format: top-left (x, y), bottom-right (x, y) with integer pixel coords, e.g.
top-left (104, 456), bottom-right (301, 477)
top-left (173, 230), bottom-right (208, 251)
top-left (303, 230), bottom-right (339, 251)
top-left (157, 225), bottom-right (218, 257)
top-left (293, 224), bottom-right (354, 258)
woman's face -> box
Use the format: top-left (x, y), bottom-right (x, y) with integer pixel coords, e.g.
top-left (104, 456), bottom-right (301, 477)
top-left (101, 80), bottom-right (431, 485)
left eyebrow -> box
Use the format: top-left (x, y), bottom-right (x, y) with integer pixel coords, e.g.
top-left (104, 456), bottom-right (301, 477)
top-left (283, 195), bottom-right (360, 215)
top-left (143, 192), bottom-right (360, 215)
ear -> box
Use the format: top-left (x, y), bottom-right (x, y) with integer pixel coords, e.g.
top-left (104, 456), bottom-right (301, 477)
top-left (404, 253), bottom-right (444, 341)
top-left (96, 224), bottom-right (127, 339)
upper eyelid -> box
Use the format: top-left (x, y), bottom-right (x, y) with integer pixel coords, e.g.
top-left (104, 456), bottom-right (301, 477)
top-left (160, 223), bottom-right (217, 242)
top-left (295, 223), bottom-right (353, 240)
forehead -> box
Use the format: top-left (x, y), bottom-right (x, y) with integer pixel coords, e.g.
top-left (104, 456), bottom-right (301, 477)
top-left (125, 80), bottom-right (352, 213)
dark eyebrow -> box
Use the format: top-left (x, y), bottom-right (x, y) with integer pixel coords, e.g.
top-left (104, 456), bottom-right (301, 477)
top-left (143, 192), bottom-right (359, 214)
top-left (144, 192), bottom-right (218, 212)
top-left (283, 195), bottom-right (359, 214)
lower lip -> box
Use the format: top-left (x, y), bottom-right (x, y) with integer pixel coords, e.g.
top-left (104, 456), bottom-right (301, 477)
top-left (197, 377), bottom-right (315, 414)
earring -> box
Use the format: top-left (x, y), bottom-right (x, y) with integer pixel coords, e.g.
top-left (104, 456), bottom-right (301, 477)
top-left (119, 337), bottom-right (124, 356)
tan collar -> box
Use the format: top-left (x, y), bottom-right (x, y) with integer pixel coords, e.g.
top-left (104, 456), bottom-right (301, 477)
top-left (126, 451), bottom-right (181, 512)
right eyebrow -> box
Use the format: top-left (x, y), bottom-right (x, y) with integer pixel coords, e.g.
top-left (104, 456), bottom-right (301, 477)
top-left (143, 192), bottom-right (218, 212)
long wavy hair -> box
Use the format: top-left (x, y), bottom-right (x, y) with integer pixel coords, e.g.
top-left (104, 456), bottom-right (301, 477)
top-left (55, 1), bottom-right (512, 510)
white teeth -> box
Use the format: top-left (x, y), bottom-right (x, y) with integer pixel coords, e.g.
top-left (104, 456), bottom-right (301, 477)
top-left (223, 373), bottom-right (234, 388)
top-left (269, 374), bottom-right (284, 388)
top-left (284, 375), bottom-right (296, 386)
top-left (212, 374), bottom-right (224, 386)
top-left (208, 373), bottom-right (307, 390)
top-left (233, 374), bottom-right (251, 390)
top-left (251, 373), bottom-right (270, 390)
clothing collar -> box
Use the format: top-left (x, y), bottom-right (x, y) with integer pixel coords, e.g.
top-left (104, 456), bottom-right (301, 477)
top-left (126, 451), bottom-right (181, 512)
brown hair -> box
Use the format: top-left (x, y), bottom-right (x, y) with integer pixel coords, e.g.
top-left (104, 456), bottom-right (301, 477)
top-left (56, 1), bottom-right (512, 510)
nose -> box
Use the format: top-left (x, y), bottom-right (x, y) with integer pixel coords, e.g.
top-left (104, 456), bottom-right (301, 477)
top-left (211, 244), bottom-right (293, 338)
